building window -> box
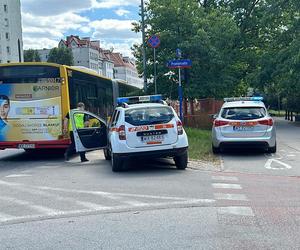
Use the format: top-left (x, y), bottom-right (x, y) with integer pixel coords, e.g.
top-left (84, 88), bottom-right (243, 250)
top-left (4, 4), bottom-right (7, 12)
top-left (6, 46), bottom-right (10, 54)
top-left (5, 32), bottom-right (9, 40)
top-left (4, 18), bottom-right (8, 27)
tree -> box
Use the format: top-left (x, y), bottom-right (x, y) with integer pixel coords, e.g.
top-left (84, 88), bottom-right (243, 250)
top-left (133, 0), bottom-right (241, 99)
top-left (47, 47), bottom-right (74, 66)
top-left (24, 49), bottom-right (41, 62)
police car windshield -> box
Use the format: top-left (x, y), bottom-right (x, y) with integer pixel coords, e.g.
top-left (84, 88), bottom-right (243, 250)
top-left (125, 107), bottom-right (174, 126)
top-left (221, 107), bottom-right (266, 120)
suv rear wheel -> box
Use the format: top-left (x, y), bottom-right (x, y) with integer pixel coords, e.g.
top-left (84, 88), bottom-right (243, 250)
top-left (212, 144), bottom-right (220, 154)
top-left (111, 153), bottom-right (123, 172)
top-left (174, 152), bottom-right (188, 170)
top-left (268, 143), bottom-right (277, 153)
top-left (103, 148), bottom-right (111, 160)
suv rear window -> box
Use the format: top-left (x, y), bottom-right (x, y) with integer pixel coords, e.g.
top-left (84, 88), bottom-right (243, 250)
top-left (125, 107), bottom-right (174, 126)
top-left (221, 107), bottom-right (266, 120)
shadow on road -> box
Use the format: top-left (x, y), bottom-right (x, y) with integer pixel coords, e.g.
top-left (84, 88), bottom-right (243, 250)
top-left (220, 148), bottom-right (267, 156)
top-left (0, 149), bottom-right (65, 162)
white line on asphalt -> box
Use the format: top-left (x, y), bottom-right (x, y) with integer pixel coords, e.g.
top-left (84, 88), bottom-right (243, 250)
top-left (0, 199), bottom-right (216, 224)
top-left (264, 158), bottom-right (292, 170)
top-left (0, 196), bottom-right (58, 214)
top-left (287, 154), bottom-right (296, 157)
top-left (214, 193), bottom-right (249, 201)
top-left (0, 180), bottom-right (214, 211)
top-left (0, 180), bottom-right (113, 210)
top-left (218, 206), bottom-right (254, 216)
top-left (36, 185), bottom-right (191, 201)
top-left (35, 166), bottom-right (61, 169)
top-left (212, 176), bottom-right (238, 182)
top-left (212, 183), bottom-right (242, 189)
top-left (0, 212), bottom-right (15, 222)
top-left (5, 174), bottom-right (32, 178)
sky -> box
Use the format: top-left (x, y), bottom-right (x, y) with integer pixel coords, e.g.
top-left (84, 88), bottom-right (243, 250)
top-left (20, 0), bottom-right (142, 57)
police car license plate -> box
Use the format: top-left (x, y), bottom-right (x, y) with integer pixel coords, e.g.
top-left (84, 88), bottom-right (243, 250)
top-left (233, 126), bottom-right (254, 131)
top-left (141, 135), bottom-right (164, 143)
top-left (18, 144), bottom-right (35, 149)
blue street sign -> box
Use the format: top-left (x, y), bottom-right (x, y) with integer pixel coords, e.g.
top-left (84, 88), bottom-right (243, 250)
top-left (147, 35), bottom-right (160, 48)
top-left (167, 59), bottom-right (192, 69)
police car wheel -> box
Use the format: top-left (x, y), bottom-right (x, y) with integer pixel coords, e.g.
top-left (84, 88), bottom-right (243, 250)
top-left (103, 148), bottom-right (111, 160)
top-left (174, 152), bottom-right (188, 170)
top-left (111, 153), bottom-right (123, 172)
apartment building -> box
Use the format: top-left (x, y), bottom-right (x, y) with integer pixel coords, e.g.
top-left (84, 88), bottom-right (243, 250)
top-left (0, 0), bottom-right (23, 63)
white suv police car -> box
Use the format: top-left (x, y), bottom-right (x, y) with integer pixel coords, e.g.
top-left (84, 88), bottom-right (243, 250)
top-left (71, 95), bottom-right (189, 172)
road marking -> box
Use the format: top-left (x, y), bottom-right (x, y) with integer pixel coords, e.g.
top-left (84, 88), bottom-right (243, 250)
top-left (0, 199), bottom-right (216, 224)
top-left (0, 212), bottom-right (15, 222)
top-left (287, 154), bottom-right (296, 157)
top-left (0, 196), bottom-right (58, 214)
top-left (212, 183), bottom-right (242, 189)
top-left (5, 174), bottom-right (32, 178)
top-left (264, 158), bottom-right (292, 170)
top-left (212, 176), bottom-right (238, 182)
top-left (35, 166), bottom-right (61, 169)
top-left (214, 193), bottom-right (248, 201)
top-left (0, 180), bottom-right (113, 210)
top-left (218, 206), bottom-right (254, 216)
top-left (36, 185), bottom-right (190, 201)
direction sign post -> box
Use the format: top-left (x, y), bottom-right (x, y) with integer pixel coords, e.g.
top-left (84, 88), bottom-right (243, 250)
top-left (148, 35), bottom-right (161, 94)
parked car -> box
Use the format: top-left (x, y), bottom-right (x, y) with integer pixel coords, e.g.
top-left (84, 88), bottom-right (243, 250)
top-left (212, 97), bottom-right (276, 153)
top-left (71, 95), bottom-right (189, 171)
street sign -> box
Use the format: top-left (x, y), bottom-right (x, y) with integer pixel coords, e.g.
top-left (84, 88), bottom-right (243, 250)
top-left (147, 35), bottom-right (160, 48)
top-left (167, 59), bottom-right (192, 69)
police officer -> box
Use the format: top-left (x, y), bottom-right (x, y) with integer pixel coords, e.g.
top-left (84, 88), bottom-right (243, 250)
top-left (63, 102), bottom-right (89, 162)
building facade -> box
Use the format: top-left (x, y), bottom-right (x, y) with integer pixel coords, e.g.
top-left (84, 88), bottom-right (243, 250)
top-left (0, 0), bottom-right (23, 63)
top-left (107, 52), bottom-right (143, 89)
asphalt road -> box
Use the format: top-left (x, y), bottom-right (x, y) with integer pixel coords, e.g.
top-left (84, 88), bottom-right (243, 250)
top-left (0, 118), bottom-right (300, 249)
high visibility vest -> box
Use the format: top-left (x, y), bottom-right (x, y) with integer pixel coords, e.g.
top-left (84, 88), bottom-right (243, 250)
top-left (68, 112), bottom-right (85, 131)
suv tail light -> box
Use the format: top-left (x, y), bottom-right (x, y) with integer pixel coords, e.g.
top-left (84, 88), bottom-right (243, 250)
top-left (214, 120), bottom-right (229, 127)
top-left (177, 121), bottom-right (183, 135)
top-left (118, 125), bottom-right (126, 140)
top-left (258, 118), bottom-right (273, 126)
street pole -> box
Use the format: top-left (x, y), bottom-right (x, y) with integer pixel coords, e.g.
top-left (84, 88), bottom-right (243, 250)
top-left (178, 68), bottom-right (183, 122)
top-left (141, 0), bottom-right (147, 92)
top-left (154, 48), bottom-right (157, 94)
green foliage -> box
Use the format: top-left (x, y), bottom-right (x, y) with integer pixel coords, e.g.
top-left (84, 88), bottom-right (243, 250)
top-left (133, 0), bottom-right (300, 111)
top-left (185, 127), bottom-right (217, 162)
top-left (24, 49), bottom-right (41, 62)
top-left (47, 47), bottom-right (74, 66)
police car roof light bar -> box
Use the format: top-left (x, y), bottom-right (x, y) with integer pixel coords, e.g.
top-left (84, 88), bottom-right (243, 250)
top-left (224, 97), bottom-right (264, 102)
top-left (117, 95), bottom-right (163, 105)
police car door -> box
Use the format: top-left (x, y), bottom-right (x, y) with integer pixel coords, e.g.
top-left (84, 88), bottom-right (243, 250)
top-left (70, 110), bottom-right (108, 152)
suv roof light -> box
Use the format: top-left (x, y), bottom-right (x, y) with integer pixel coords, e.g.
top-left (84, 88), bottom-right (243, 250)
top-left (117, 95), bottom-right (163, 106)
top-left (224, 97), bottom-right (263, 102)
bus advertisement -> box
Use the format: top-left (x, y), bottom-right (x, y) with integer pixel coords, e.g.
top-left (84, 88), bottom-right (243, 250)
top-left (0, 62), bottom-right (141, 150)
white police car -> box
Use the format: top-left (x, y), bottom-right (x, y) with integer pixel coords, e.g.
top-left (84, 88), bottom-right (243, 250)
top-left (212, 97), bottom-right (276, 153)
top-left (71, 95), bottom-right (189, 171)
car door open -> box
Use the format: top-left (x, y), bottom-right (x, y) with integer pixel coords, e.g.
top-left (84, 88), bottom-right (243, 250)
top-left (70, 110), bottom-right (108, 152)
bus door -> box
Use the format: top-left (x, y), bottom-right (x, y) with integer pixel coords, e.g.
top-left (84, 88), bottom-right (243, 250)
top-left (70, 110), bottom-right (108, 152)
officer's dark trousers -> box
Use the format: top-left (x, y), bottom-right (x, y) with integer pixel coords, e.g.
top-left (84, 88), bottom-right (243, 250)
top-left (65, 131), bottom-right (86, 161)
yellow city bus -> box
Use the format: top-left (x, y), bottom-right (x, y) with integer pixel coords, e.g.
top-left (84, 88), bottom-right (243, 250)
top-left (0, 62), bottom-right (141, 150)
